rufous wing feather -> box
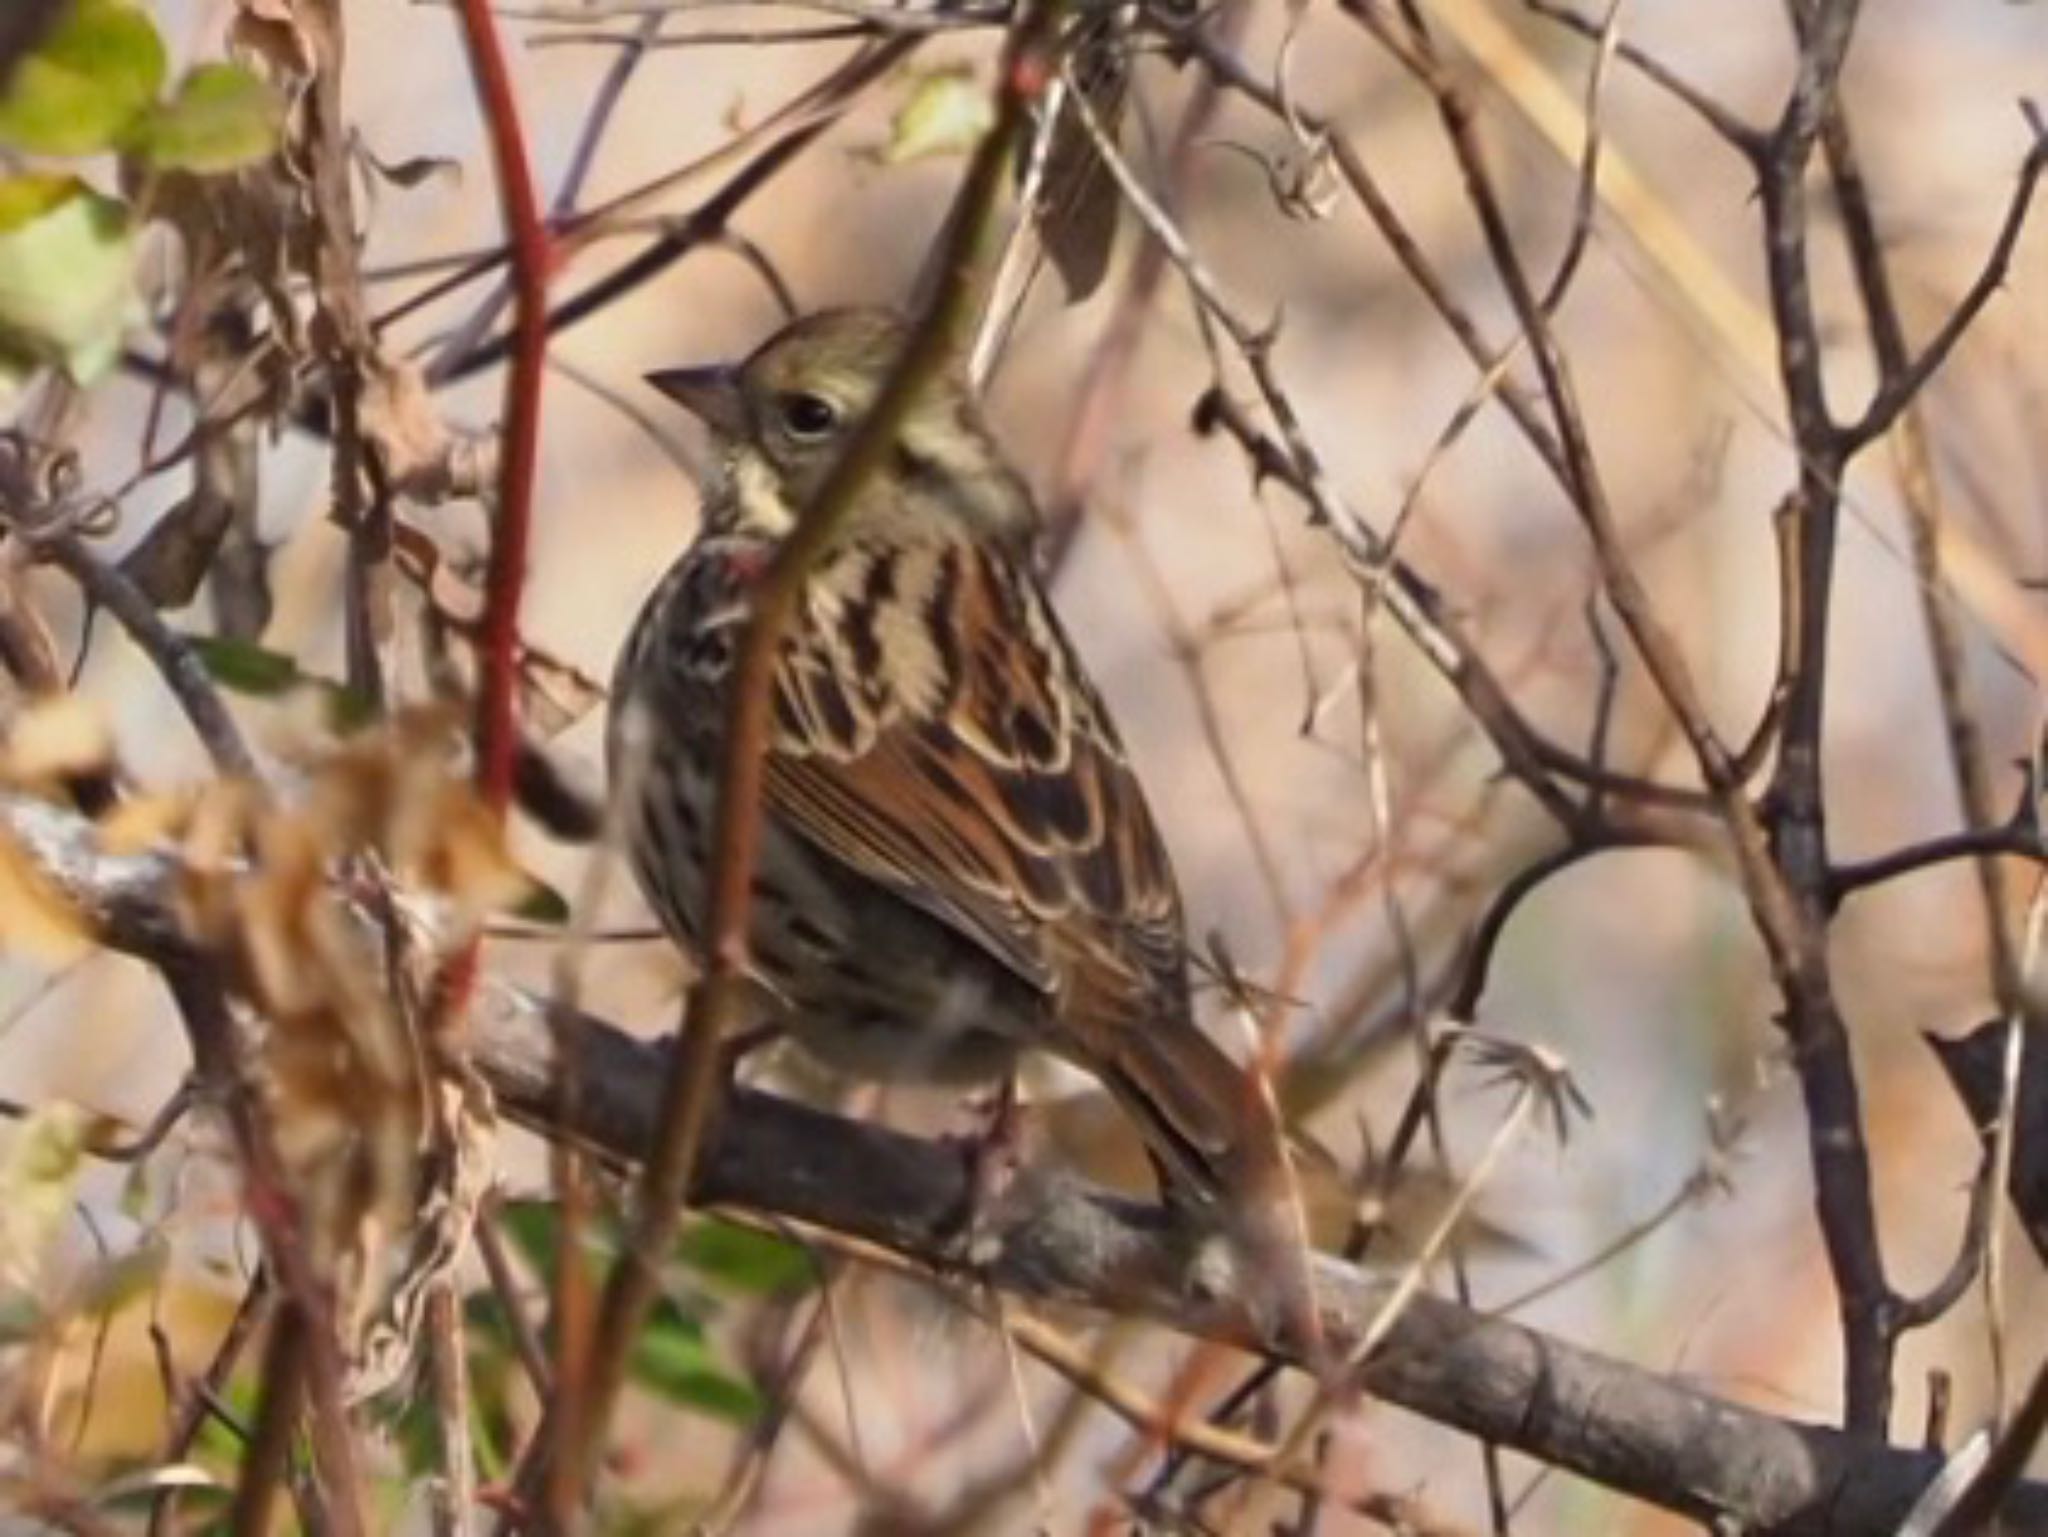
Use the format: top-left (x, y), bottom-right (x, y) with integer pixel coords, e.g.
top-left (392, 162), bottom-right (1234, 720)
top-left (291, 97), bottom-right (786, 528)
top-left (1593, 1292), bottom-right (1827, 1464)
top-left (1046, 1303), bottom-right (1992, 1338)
top-left (760, 541), bottom-right (1184, 1049)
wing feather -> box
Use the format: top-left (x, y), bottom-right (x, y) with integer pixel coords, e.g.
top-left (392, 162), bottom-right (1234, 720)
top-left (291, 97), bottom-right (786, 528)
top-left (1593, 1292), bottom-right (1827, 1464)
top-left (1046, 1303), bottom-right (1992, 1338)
top-left (760, 539), bottom-right (1187, 1037)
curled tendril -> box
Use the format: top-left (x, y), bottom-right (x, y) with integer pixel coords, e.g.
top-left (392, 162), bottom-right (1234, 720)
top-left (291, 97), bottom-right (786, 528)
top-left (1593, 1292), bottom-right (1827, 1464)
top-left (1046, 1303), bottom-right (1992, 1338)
top-left (1200, 134), bottom-right (1338, 222)
top-left (0, 432), bottom-right (114, 542)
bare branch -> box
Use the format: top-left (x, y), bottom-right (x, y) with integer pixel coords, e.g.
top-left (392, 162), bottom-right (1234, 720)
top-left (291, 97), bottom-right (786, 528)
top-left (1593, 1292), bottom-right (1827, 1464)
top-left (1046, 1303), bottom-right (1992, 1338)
top-left (13, 784), bottom-right (2048, 1534)
top-left (1839, 113), bottom-right (2048, 452)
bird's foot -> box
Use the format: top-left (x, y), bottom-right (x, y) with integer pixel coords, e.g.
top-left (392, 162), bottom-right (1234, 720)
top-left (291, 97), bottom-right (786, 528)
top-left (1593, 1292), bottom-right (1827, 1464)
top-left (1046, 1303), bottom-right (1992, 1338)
top-left (939, 1075), bottom-right (1023, 1259)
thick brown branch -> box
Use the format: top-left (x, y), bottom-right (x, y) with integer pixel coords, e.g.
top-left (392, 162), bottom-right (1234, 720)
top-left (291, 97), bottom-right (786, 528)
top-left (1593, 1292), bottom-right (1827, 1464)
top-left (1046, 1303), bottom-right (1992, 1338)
top-left (11, 787), bottom-right (2048, 1535)
top-left (468, 991), bottom-right (2045, 1536)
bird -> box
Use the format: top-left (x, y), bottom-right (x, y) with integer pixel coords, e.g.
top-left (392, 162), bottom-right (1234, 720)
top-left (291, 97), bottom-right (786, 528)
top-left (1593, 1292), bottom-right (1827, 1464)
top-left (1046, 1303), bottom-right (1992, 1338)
top-left (609, 308), bottom-right (1315, 1333)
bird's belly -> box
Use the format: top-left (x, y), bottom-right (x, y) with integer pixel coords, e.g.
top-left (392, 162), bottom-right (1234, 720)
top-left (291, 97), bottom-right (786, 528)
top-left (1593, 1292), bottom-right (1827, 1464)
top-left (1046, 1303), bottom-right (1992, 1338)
top-left (788, 1006), bottom-right (1021, 1086)
top-left (616, 740), bottom-right (1036, 1086)
top-left (755, 834), bottom-right (1034, 1084)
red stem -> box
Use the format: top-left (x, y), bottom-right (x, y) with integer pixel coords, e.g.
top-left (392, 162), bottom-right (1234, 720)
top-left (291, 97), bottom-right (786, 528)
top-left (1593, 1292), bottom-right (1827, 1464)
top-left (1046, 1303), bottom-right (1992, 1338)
top-left (454, 0), bottom-right (553, 816)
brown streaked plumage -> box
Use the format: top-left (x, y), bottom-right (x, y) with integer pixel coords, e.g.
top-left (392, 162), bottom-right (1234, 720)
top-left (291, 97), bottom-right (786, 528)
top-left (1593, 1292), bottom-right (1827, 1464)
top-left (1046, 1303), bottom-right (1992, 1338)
top-left (610, 309), bottom-right (1308, 1267)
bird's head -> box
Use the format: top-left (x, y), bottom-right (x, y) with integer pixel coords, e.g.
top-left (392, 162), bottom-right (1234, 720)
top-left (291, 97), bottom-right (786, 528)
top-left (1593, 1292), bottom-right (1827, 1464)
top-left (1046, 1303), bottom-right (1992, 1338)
top-left (647, 307), bottom-right (1033, 546)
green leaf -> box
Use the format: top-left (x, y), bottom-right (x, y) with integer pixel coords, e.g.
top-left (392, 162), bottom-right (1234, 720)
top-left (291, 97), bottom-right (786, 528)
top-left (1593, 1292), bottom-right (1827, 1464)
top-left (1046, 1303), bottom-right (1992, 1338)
top-left (131, 62), bottom-right (281, 173)
top-left (0, 174), bottom-right (135, 385)
top-left (188, 634), bottom-right (297, 695)
top-left (879, 65), bottom-right (991, 165)
top-left (629, 1307), bottom-right (763, 1425)
top-left (674, 1218), bottom-right (814, 1297)
top-left (0, 175), bottom-right (75, 232)
top-left (185, 635), bottom-right (378, 728)
top-left (495, 1199), bottom-right (617, 1279)
top-left (193, 1371), bottom-right (261, 1467)
top-left (0, 1290), bottom-right (42, 1345)
top-left (495, 1199), bottom-right (560, 1275)
top-left (511, 877), bottom-right (572, 926)
top-left (387, 1385), bottom-right (444, 1479)
top-left (0, 0), bottom-right (166, 156)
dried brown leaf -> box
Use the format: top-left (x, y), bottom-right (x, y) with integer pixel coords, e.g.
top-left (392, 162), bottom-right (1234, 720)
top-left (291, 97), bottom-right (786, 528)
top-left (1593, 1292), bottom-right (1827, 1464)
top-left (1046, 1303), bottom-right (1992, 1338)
top-left (361, 356), bottom-right (483, 503)
top-left (358, 144), bottom-right (460, 192)
top-left (392, 522), bottom-right (480, 626)
top-left (229, 0), bottom-right (315, 81)
top-left (1035, 16), bottom-right (1128, 302)
top-left (118, 494), bottom-right (233, 611)
top-left (416, 781), bottom-right (533, 922)
top-left (96, 789), bottom-right (192, 854)
top-left (392, 522), bottom-right (606, 740)
top-left (0, 556), bottom-right (63, 696)
top-left (516, 645), bottom-right (605, 740)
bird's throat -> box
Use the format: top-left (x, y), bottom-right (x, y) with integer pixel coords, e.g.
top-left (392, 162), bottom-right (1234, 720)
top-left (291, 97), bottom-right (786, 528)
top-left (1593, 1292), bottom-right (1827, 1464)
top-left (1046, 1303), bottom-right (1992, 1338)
top-left (729, 448), bottom-right (801, 540)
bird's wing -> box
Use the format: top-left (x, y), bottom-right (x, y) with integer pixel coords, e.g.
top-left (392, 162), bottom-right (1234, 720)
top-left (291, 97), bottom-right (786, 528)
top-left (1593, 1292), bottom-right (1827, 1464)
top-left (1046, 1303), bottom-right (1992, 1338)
top-left (760, 539), bottom-right (1187, 1036)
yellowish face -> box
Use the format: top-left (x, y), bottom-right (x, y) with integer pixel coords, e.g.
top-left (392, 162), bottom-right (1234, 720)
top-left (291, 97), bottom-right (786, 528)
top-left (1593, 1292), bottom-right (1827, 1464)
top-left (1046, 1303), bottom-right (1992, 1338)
top-left (651, 307), bottom-right (1036, 549)
top-left (724, 310), bottom-right (904, 528)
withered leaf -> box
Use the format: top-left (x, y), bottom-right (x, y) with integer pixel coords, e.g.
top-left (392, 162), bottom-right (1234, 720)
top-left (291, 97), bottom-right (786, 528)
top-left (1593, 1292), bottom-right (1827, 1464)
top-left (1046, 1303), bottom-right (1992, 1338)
top-left (96, 789), bottom-right (193, 854)
top-left (392, 521), bottom-right (606, 740)
top-left (229, 0), bottom-right (316, 80)
top-left (1034, 18), bottom-right (1128, 303)
top-left (357, 142), bottom-right (460, 192)
top-left (361, 356), bottom-right (480, 503)
top-left (517, 644), bottom-right (606, 741)
top-left (119, 493), bottom-right (232, 610)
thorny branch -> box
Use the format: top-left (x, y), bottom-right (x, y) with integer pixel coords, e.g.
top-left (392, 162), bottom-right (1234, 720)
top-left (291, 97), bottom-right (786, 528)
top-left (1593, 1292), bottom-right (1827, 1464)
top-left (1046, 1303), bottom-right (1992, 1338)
top-left (6, 785), bottom-right (2048, 1535)
top-left (1185, 0), bottom-right (2048, 1444)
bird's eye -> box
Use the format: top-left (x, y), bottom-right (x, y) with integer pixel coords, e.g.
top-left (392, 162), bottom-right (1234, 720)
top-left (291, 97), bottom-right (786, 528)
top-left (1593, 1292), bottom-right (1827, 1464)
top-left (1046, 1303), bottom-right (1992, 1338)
top-left (778, 392), bottom-right (839, 440)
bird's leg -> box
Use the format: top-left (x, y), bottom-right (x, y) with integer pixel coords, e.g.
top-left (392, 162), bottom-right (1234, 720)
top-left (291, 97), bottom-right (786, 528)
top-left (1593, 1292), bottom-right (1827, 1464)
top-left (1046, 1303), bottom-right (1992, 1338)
top-left (942, 1071), bottom-right (1024, 1245)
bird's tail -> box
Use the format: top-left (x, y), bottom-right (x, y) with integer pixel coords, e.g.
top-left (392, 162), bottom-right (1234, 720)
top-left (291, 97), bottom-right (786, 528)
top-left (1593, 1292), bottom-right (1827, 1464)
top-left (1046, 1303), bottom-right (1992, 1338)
top-left (1100, 1021), bottom-right (1326, 1356)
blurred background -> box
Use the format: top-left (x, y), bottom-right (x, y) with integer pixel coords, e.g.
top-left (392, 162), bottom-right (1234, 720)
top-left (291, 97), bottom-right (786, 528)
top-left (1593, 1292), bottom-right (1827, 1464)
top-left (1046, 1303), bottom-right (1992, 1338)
top-left (4, 0), bottom-right (2048, 1530)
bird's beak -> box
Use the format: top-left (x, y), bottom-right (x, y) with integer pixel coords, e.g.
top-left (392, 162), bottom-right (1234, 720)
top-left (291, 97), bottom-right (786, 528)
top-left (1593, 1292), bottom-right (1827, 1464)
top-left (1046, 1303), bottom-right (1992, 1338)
top-left (645, 364), bottom-right (747, 438)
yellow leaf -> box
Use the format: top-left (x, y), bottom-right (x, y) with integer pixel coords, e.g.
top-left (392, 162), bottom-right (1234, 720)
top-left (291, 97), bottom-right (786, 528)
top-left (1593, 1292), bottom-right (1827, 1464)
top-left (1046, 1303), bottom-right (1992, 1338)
top-left (0, 827), bottom-right (90, 963)
top-left (0, 1101), bottom-right (89, 1292)
top-left (880, 65), bottom-right (992, 165)
top-left (49, 1276), bottom-right (241, 1464)
top-left (4, 695), bottom-right (111, 782)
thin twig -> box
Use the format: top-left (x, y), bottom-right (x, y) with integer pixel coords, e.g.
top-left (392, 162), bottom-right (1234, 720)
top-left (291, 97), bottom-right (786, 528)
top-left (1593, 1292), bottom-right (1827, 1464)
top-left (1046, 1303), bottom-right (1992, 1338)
top-left (505, 0), bottom-right (996, 28)
top-left (146, 1272), bottom-right (273, 1537)
top-left (10, 785), bottom-right (2048, 1532)
top-left (1005, 1311), bottom-right (1472, 1536)
top-left (39, 534), bottom-right (259, 781)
